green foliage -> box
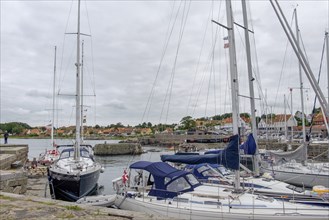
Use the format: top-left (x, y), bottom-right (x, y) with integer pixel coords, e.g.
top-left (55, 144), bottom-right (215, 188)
top-left (0, 122), bottom-right (31, 134)
top-left (261, 114), bottom-right (276, 119)
top-left (212, 115), bottom-right (222, 120)
top-left (240, 113), bottom-right (250, 118)
top-left (136, 122), bottom-right (153, 128)
top-left (0, 195), bottom-right (15, 200)
top-left (312, 107), bottom-right (321, 114)
top-left (221, 113), bottom-right (232, 119)
top-left (196, 117), bottom-right (208, 121)
top-left (179, 116), bottom-right (196, 130)
top-left (64, 205), bottom-right (83, 211)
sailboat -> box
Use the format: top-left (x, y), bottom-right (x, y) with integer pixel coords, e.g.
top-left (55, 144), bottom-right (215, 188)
top-left (112, 0), bottom-right (329, 218)
top-left (47, 0), bottom-right (102, 202)
top-left (261, 6), bottom-right (329, 188)
top-left (113, 157), bottom-right (329, 219)
top-left (39, 46), bottom-right (60, 166)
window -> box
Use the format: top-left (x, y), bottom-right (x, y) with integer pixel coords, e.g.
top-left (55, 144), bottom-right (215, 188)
top-left (197, 166), bottom-right (208, 173)
top-left (60, 150), bottom-right (71, 159)
top-left (80, 149), bottom-right (90, 158)
top-left (186, 174), bottom-right (199, 186)
top-left (164, 177), bottom-right (171, 185)
top-left (202, 168), bottom-right (220, 177)
top-left (167, 177), bottom-right (191, 192)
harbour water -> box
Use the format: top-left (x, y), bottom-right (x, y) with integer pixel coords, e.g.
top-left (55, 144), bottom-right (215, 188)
top-left (7, 138), bottom-right (169, 195)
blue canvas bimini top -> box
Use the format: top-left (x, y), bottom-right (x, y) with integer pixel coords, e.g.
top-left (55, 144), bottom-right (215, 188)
top-left (129, 161), bottom-right (200, 199)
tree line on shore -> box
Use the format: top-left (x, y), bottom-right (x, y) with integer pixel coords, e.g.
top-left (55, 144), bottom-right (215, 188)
top-left (0, 108), bottom-right (320, 136)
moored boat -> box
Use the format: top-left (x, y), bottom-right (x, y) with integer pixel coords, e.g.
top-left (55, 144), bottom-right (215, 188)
top-left (47, 0), bottom-right (101, 202)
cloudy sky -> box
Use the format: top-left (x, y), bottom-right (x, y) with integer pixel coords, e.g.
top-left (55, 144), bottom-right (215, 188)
top-left (1, 0), bottom-right (328, 127)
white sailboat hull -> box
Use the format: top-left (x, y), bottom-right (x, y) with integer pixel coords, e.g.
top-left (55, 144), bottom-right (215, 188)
top-left (262, 163), bottom-right (329, 188)
top-left (114, 194), bottom-right (329, 220)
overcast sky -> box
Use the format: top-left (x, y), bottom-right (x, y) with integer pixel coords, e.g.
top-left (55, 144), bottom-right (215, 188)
top-left (1, 0), bottom-right (328, 127)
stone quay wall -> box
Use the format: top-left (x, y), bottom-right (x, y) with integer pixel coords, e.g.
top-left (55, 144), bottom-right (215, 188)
top-left (0, 170), bottom-right (27, 194)
top-left (94, 143), bottom-right (143, 155)
top-left (0, 144), bottom-right (29, 195)
top-left (0, 144), bottom-right (28, 170)
top-left (139, 135), bottom-right (328, 160)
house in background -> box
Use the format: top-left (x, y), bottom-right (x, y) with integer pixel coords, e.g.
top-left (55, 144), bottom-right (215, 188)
top-left (258, 114), bottom-right (297, 133)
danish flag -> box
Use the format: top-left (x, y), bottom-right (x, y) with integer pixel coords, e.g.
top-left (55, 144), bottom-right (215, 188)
top-left (122, 169), bottom-right (128, 184)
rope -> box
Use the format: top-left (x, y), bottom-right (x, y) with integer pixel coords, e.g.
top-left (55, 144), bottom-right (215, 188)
top-left (311, 148), bottom-right (329, 160)
top-left (273, 10), bottom-right (295, 112)
top-left (164, 0), bottom-right (192, 124)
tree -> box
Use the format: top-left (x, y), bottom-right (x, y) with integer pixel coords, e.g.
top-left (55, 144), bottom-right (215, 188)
top-left (0, 122), bottom-right (31, 135)
top-left (212, 115), bottom-right (222, 120)
top-left (179, 116), bottom-right (196, 130)
top-left (221, 113), bottom-right (232, 119)
top-left (115, 122), bottom-right (124, 128)
top-left (240, 113), bottom-right (250, 118)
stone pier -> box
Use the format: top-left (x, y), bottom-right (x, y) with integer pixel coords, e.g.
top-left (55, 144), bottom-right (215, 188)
top-left (0, 144), bottom-right (28, 169)
top-left (94, 143), bottom-right (143, 156)
top-left (0, 170), bottom-right (27, 194)
top-left (0, 144), bottom-right (29, 195)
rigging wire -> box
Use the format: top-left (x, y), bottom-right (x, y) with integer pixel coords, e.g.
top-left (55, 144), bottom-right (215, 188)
top-left (191, 2), bottom-right (224, 119)
top-left (58, 0), bottom-right (74, 95)
top-left (272, 10), bottom-right (295, 115)
top-left (57, 0), bottom-right (74, 127)
top-left (141, 0), bottom-right (179, 124)
top-left (160, 0), bottom-right (192, 124)
top-left (308, 35), bottom-right (326, 135)
top-left (247, 1), bottom-right (267, 117)
top-left (185, 2), bottom-right (213, 117)
top-left (83, 0), bottom-right (96, 97)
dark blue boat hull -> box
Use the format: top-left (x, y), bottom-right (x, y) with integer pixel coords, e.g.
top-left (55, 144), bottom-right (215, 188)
top-left (48, 169), bottom-right (100, 202)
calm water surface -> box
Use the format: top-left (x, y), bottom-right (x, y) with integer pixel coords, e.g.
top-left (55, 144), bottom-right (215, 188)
top-left (8, 138), bottom-right (171, 194)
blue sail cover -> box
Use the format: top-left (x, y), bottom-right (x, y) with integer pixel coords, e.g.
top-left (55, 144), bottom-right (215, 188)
top-left (204, 149), bottom-right (223, 154)
top-left (239, 133), bottom-right (256, 155)
top-left (129, 161), bottom-right (200, 198)
top-left (161, 135), bottom-right (239, 170)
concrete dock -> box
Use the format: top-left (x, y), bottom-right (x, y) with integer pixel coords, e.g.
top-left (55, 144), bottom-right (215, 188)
top-left (0, 192), bottom-right (167, 220)
top-left (0, 144), bottom-right (172, 219)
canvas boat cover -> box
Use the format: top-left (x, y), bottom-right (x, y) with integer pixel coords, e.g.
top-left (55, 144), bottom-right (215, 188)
top-left (267, 143), bottom-right (308, 165)
top-left (239, 133), bottom-right (256, 155)
top-left (161, 135), bottom-right (239, 170)
top-left (129, 161), bottom-right (200, 199)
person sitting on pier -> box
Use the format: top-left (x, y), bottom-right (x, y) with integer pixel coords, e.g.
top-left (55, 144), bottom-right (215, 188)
top-left (24, 159), bottom-right (31, 170)
top-left (31, 158), bottom-right (38, 169)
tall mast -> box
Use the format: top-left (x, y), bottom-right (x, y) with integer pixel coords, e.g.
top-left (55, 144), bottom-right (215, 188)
top-left (325, 29), bottom-right (329, 106)
top-left (51, 46), bottom-right (57, 148)
top-left (241, 0), bottom-right (259, 176)
top-left (295, 8), bottom-right (306, 144)
top-left (225, 0), bottom-right (240, 190)
top-left (270, 0), bottom-right (328, 118)
top-left (74, 0), bottom-right (81, 160)
top-left (284, 95), bottom-right (288, 140)
top-left (81, 40), bottom-right (84, 142)
top-left (290, 88), bottom-right (293, 142)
